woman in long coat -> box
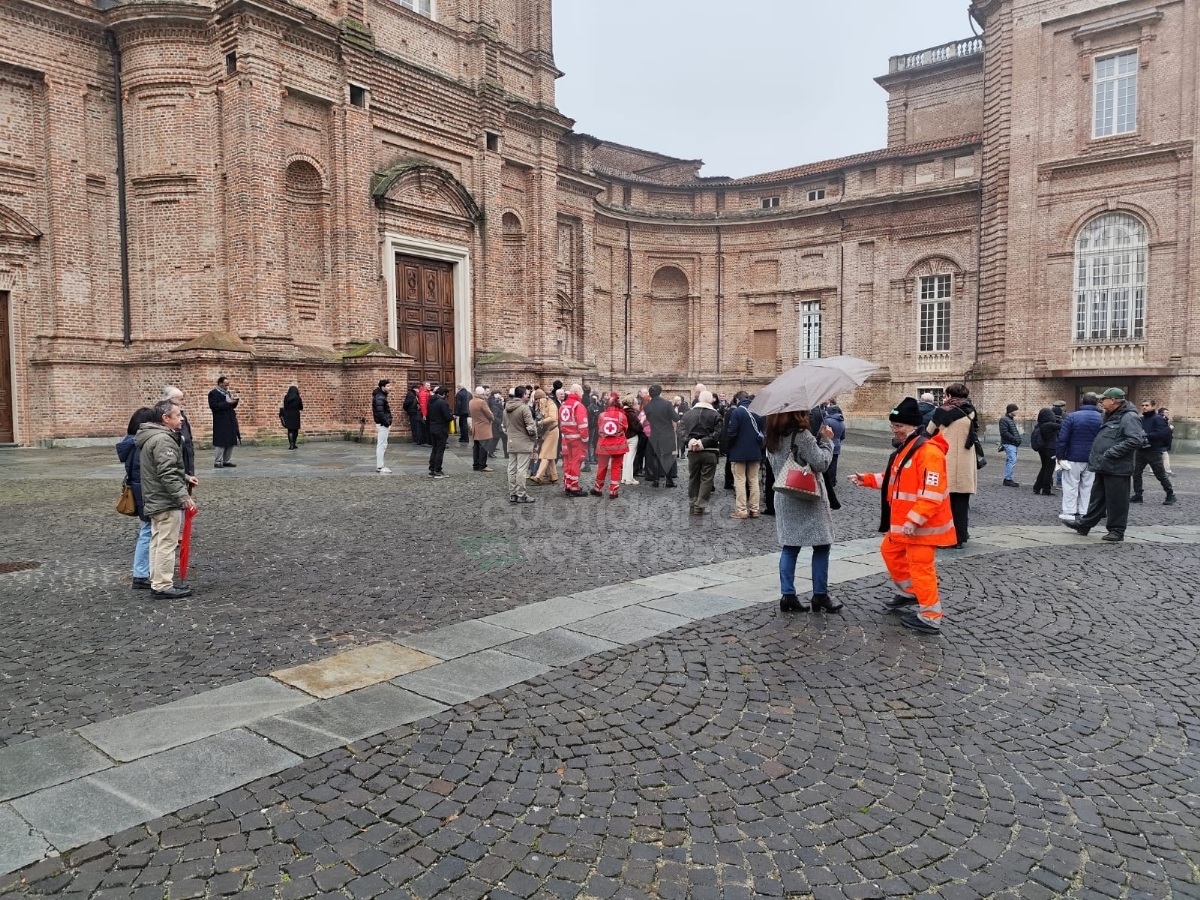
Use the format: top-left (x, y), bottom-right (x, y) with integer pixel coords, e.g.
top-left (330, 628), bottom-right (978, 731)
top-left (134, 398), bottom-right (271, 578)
top-left (926, 381), bottom-right (977, 547)
top-left (764, 409), bottom-right (839, 613)
top-left (531, 389), bottom-right (559, 485)
top-left (280, 385), bottom-right (303, 450)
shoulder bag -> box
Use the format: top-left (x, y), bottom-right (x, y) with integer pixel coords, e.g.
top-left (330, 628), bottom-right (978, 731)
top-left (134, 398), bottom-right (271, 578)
top-left (773, 434), bottom-right (822, 501)
top-left (117, 479), bottom-right (137, 516)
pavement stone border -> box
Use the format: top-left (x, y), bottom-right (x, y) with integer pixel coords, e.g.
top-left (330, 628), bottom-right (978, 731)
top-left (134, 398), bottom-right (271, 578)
top-left (0, 524), bottom-right (1198, 877)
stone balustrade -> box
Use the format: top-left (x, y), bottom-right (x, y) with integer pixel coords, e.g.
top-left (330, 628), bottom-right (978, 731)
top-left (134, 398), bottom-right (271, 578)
top-left (1070, 342), bottom-right (1146, 369)
top-left (890, 37), bottom-right (983, 73)
top-left (916, 352), bottom-right (953, 373)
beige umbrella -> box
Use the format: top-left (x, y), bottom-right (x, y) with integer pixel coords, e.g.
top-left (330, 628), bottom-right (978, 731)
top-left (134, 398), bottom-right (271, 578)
top-left (748, 356), bottom-right (879, 417)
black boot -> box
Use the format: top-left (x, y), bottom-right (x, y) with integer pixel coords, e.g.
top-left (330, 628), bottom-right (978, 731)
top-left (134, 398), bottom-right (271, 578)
top-left (779, 593), bottom-right (809, 612)
top-left (811, 593), bottom-right (843, 613)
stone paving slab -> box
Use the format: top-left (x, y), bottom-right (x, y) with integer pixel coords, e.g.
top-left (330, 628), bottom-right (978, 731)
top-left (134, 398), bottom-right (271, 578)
top-left (0, 732), bottom-right (111, 802)
top-left (707, 552), bottom-right (781, 578)
top-left (249, 683), bottom-right (448, 757)
top-left (479, 595), bottom-right (596, 634)
top-left (12, 730), bottom-right (299, 851)
top-left (497, 628), bottom-right (620, 666)
top-left (828, 538), bottom-right (885, 559)
top-left (271, 642), bottom-right (439, 698)
top-left (77, 677), bottom-right (314, 762)
top-left (393, 650), bottom-right (551, 705)
top-left (828, 557), bottom-right (888, 583)
top-left (642, 590), bottom-right (755, 620)
top-left (567, 582), bottom-right (674, 608)
top-left (0, 808), bottom-right (50, 877)
top-left (631, 570), bottom-right (729, 595)
top-left (673, 565), bottom-right (743, 586)
top-left (565, 606), bottom-right (693, 645)
top-left (397, 620), bottom-right (527, 660)
top-left (698, 573), bottom-right (796, 603)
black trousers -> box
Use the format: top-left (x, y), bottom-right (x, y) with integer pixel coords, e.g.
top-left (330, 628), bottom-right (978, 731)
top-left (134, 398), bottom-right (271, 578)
top-left (286, 429), bottom-right (299, 449)
top-left (428, 432), bottom-right (448, 473)
top-left (408, 413), bottom-right (425, 444)
top-left (949, 492), bottom-right (970, 543)
top-left (1033, 449), bottom-right (1057, 493)
top-left (1133, 450), bottom-right (1173, 497)
top-left (633, 434), bottom-right (648, 476)
top-left (1079, 473), bottom-right (1131, 536)
top-left (473, 440), bottom-right (489, 469)
top-left (822, 453), bottom-right (841, 508)
top-left (761, 456), bottom-right (776, 513)
top-left (457, 414), bottom-right (470, 442)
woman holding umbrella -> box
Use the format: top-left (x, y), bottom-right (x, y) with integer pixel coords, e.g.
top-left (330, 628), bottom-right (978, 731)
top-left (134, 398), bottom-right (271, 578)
top-left (764, 411), bottom-right (841, 613)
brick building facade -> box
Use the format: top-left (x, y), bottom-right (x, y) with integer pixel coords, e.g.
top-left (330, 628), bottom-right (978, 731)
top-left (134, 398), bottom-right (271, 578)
top-left (0, 0), bottom-right (1194, 445)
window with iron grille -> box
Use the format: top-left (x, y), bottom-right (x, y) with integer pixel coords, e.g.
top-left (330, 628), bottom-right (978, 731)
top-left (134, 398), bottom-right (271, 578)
top-left (800, 301), bottom-right (821, 360)
top-left (1073, 212), bottom-right (1146, 342)
top-left (918, 274), bottom-right (951, 352)
top-left (1093, 51), bottom-right (1137, 138)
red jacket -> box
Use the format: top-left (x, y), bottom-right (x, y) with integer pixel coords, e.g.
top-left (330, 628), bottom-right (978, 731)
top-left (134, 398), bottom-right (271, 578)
top-left (418, 386), bottom-right (430, 417)
top-left (558, 394), bottom-right (589, 442)
top-left (595, 407), bottom-right (628, 455)
top-left (861, 432), bottom-right (956, 546)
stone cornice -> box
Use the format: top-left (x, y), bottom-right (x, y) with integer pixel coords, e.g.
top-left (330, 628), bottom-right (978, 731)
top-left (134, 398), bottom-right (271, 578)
top-left (1037, 141), bottom-right (1192, 182)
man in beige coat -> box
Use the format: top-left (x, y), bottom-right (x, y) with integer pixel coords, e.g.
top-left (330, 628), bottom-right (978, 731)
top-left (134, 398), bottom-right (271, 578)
top-left (925, 381), bottom-right (978, 548)
top-left (469, 387), bottom-right (494, 472)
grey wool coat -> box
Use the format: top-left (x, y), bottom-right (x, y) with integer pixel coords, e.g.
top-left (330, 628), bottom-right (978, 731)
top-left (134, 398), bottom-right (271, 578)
top-left (766, 429), bottom-right (836, 548)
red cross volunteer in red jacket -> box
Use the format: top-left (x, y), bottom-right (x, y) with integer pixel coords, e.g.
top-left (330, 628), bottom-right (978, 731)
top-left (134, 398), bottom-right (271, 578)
top-left (559, 384), bottom-right (590, 497)
top-left (591, 393), bottom-right (629, 499)
top-left (852, 397), bottom-right (956, 635)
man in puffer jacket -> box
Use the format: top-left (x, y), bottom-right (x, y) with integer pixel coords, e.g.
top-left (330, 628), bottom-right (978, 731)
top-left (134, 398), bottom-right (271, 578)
top-left (1065, 388), bottom-right (1145, 542)
top-left (136, 399), bottom-right (198, 599)
top-left (1132, 399), bottom-right (1176, 505)
top-left (1055, 393), bottom-right (1102, 523)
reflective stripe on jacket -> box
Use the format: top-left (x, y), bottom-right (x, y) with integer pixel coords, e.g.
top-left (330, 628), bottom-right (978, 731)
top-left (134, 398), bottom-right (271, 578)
top-left (559, 395), bottom-right (589, 442)
top-left (862, 432), bottom-right (956, 546)
top-left (596, 408), bottom-right (629, 454)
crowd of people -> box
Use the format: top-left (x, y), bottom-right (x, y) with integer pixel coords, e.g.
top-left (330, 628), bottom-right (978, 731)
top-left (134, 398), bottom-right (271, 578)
top-left (114, 375), bottom-right (1179, 628)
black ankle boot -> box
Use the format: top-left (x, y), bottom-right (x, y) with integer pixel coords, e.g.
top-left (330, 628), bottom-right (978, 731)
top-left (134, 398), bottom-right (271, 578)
top-left (779, 593), bottom-right (809, 612)
top-left (811, 593), bottom-right (843, 613)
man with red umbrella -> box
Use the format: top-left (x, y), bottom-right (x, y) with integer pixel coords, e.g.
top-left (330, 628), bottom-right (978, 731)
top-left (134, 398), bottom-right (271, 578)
top-left (136, 398), bottom-right (198, 599)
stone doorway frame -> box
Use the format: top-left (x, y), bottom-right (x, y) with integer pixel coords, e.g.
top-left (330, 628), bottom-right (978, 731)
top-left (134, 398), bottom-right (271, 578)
top-left (0, 278), bottom-right (17, 445)
top-left (382, 233), bottom-right (472, 391)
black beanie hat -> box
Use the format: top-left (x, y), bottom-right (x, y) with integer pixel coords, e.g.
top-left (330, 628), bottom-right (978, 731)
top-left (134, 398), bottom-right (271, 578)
top-left (889, 397), bottom-right (923, 426)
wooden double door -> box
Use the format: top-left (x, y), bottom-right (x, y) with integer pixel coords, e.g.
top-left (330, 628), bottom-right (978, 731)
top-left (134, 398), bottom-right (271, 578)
top-left (396, 256), bottom-right (456, 388)
top-left (0, 292), bottom-right (12, 443)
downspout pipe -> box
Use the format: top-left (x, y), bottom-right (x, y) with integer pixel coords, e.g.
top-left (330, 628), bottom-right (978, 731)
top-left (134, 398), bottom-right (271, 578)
top-left (107, 29), bottom-right (132, 347)
top-left (624, 220), bottom-right (631, 373)
top-left (716, 225), bottom-right (722, 374)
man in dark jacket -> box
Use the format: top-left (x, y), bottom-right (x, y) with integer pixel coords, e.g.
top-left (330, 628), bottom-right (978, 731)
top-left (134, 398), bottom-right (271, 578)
top-left (1055, 393), bottom-right (1102, 523)
top-left (917, 393), bottom-right (937, 431)
top-left (726, 391), bottom-right (764, 519)
top-left (642, 384), bottom-right (680, 487)
top-left (402, 385), bottom-right (424, 445)
top-left (454, 385), bottom-right (472, 443)
top-left (999, 403), bottom-right (1021, 486)
top-left (208, 376), bottom-right (241, 468)
top-left (1065, 388), bottom-right (1145, 542)
top-left (1132, 398), bottom-right (1176, 505)
top-left (681, 391), bottom-right (723, 515)
top-left (425, 386), bottom-right (454, 477)
top-left (372, 380), bottom-right (393, 473)
top-left (164, 385), bottom-right (196, 477)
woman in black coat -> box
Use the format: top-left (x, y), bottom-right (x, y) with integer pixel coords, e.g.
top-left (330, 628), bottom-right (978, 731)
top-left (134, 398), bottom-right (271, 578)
top-left (1031, 407), bottom-right (1061, 496)
top-left (280, 385), bottom-right (303, 450)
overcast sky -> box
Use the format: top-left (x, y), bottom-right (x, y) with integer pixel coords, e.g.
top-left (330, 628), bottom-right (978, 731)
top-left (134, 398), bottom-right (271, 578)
top-left (552, 0), bottom-right (978, 178)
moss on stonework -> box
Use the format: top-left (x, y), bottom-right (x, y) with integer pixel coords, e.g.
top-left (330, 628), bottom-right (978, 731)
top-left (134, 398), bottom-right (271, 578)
top-left (338, 341), bottom-right (408, 360)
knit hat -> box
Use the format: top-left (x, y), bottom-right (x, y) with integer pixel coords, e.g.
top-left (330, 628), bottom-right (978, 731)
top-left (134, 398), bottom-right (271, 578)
top-left (889, 397), bottom-right (923, 426)
top-left (1101, 387), bottom-right (1126, 400)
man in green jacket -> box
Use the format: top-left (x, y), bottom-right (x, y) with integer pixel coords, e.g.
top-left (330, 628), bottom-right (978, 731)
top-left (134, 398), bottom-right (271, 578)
top-left (136, 399), bottom-right (198, 598)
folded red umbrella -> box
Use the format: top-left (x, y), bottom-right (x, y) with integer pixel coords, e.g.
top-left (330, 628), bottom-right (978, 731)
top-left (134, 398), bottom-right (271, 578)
top-left (179, 506), bottom-right (198, 581)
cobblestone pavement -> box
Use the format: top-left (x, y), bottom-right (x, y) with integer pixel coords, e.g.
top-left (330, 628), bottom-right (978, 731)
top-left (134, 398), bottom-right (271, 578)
top-left (1, 436), bottom-right (1198, 898)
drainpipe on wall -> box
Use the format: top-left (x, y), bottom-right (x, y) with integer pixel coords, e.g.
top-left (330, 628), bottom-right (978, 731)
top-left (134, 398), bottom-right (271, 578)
top-left (838, 214), bottom-right (845, 356)
top-left (716, 225), bottom-right (722, 374)
top-left (106, 30), bottom-right (132, 347)
top-left (624, 220), bottom-right (631, 373)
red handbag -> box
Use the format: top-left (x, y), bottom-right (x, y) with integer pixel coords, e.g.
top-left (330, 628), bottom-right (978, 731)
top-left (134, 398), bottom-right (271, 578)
top-left (773, 436), bottom-right (822, 501)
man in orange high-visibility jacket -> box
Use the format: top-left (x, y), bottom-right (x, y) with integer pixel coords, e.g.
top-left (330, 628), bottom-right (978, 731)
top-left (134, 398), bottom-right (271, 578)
top-left (851, 397), bottom-right (956, 634)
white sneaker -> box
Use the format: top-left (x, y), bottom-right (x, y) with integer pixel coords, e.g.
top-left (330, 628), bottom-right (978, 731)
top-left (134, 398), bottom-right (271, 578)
top-left (377, 467), bottom-right (392, 474)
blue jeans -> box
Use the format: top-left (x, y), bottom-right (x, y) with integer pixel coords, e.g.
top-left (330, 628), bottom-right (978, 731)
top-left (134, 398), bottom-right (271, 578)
top-left (1003, 445), bottom-right (1018, 480)
top-left (133, 519), bottom-right (151, 578)
top-left (780, 544), bottom-right (830, 596)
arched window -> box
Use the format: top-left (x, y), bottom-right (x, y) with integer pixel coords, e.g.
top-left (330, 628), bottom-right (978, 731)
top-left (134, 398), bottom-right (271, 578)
top-left (1073, 212), bottom-right (1146, 342)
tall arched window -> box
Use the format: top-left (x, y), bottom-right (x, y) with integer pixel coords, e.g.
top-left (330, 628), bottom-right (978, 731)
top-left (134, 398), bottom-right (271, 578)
top-left (1074, 212), bottom-right (1146, 342)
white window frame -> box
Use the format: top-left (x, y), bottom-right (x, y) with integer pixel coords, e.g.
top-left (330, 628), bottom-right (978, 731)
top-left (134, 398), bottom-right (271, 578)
top-left (918, 274), bottom-right (951, 353)
top-left (761, 196), bottom-right (780, 209)
top-left (800, 300), bottom-right (821, 360)
top-left (807, 188), bottom-right (825, 201)
top-left (1073, 212), bottom-right (1146, 342)
top-left (396, 0), bottom-right (433, 17)
top-left (1093, 50), bottom-right (1137, 138)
